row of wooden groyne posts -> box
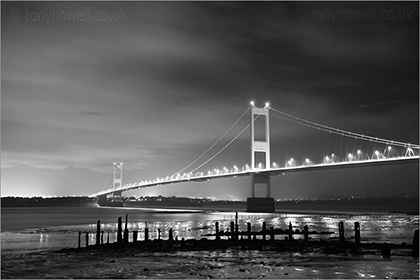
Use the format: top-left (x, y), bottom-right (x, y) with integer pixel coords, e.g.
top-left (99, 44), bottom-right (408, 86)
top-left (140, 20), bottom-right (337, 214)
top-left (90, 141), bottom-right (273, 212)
top-left (77, 213), bottom-right (419, 258)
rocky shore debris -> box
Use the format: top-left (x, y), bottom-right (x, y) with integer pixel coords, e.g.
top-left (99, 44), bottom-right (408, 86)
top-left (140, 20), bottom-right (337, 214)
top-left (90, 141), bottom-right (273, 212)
top-left (73, 213), bottom-right (419, 258)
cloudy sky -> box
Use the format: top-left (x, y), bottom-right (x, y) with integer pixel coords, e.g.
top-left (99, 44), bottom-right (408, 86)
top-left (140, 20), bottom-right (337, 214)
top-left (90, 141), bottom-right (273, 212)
top-left (2, 2), bottom-right (418, 199)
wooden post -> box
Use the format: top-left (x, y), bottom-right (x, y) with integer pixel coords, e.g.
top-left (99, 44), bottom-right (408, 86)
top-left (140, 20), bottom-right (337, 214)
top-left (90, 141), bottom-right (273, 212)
top-left (169, 228), bottom-right (174, 242)
top-left (101, 231), bottom-right (104, 245)
top-left (85, 232), bottom-right (89, 247)
top-left (304, 225), bottom-right (308, 242)
top-left (235, 212), bottom-right (239, 241)
top-left (247, 222), bottom-right (251, 241)
top-left (96, 220), bottom-right (101, 246)
top-left (354, 222), bottom-right (360, 245)
top-left (381, 243), bottom-right (391, 257)
top-left (145, 228), bottom-right (149, 241)
top-left (158, 228), bottom-right (161, 240)
top-left (270, 226), bottom-right (274, 241)
top-left (412, 229), bottom-right (419, 257)
top-left (215, 222), bottom-right (220, 241)
top-left (133, 230), bottom-right (138, 243)
top-left (78, 231), bottom-right (81, 248)
top-left (339, 221), bottom-right (345, 243)
top-left (123, 214), bottom-right (129, 243)
top-left (107, 232), bottom-right (110, 244)
top-left (288, 222), bottom-right (293, 241)
top-left (262, 222), bottom-right (267, 241)
top-left (230, 221), bottom-right (235, 240)
top-left (117, 217), bottom-right (122, 243)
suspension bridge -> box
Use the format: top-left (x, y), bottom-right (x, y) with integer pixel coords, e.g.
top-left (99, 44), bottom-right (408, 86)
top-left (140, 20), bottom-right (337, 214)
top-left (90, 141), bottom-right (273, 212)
top-left (91, 102), bottom-right (419, 212)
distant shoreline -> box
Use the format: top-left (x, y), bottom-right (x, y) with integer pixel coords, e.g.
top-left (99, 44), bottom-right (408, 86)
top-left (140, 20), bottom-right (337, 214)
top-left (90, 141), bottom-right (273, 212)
top-left (1, 196), bottom-right (418, 216)
top-left (120, 203), bottom-right (419, 216)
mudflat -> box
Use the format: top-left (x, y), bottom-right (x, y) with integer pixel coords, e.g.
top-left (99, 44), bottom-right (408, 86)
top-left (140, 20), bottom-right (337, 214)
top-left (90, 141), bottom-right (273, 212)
top-left (2, 239), bottom-right (418, 279)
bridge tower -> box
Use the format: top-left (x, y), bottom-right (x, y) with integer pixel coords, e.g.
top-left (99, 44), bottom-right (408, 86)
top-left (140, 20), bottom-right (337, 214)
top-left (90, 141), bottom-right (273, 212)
top-left (97, 163), bottom-right (123, 206)
top-left (247, 102), bottom-right (275, 212)
top-left (112, 162), bottom-right (123, 201)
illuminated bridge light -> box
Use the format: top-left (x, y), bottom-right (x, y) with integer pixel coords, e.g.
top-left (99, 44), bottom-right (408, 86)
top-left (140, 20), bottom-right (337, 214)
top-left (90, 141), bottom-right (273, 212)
top-left (304, 158), bottom-right (312, 166)
top-left (405, 147), bottom-right (415, 157)
top-left (286, 158), bottom-right (296, 168)
top-left (384, 145), bottom-right (395, 158)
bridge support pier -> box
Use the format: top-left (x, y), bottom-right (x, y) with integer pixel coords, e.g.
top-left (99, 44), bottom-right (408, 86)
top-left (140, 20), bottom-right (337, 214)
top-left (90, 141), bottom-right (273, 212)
top-left (97, 191), bottom-right (123, 207)
top-left (113, 190), bottom-right (122, 200)
top-left (247, 173), bottom-right (274, 212)
top-left (251, 173), bottom-right (271, 198)
top-left (247, 197), bottom-right (275, 213)
top-left (97, 194), bottom-right (108, 205)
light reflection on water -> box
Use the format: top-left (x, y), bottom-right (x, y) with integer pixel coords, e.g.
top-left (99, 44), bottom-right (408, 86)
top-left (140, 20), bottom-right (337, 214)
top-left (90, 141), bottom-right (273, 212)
top-left (1, 207), bottom-right (418, 253)
top-left (39, 233), bottom-right (49, 243)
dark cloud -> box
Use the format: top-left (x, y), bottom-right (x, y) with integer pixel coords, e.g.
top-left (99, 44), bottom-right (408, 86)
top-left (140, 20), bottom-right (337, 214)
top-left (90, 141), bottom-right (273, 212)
top-left (1, 2), bottom-right (418, 198)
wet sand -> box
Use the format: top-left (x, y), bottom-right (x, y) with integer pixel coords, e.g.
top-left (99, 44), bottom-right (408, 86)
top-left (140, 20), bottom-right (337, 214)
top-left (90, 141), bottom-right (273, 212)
top-left (2, 206), bottom-right (418, 278)
top-left (2, 240), bottom-right (418, 279)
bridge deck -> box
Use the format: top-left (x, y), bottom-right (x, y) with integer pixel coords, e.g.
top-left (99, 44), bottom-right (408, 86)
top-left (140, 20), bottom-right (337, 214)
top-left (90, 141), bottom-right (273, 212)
top-left (91, 156), bottom-right (418, 197)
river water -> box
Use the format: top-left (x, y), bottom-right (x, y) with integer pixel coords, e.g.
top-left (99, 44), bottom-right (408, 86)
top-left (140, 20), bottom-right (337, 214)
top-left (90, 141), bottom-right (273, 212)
top-left (1, 205), bottom-right (418, 253)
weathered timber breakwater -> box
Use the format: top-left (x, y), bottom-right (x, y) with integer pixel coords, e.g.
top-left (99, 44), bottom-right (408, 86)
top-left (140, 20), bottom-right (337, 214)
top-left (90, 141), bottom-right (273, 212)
top-left (71, 213), bottom-right (419, 258)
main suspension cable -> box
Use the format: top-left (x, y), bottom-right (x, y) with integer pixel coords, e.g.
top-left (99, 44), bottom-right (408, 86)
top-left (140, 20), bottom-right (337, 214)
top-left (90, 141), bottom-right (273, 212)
top-left (101, 172), bottom-right (112, 191)
top-left (171, 107), bottom-right (250, 176)
top-left (189, 123), bottom-right (251, 174)
top-left (269, 106), bottom-right (419, 149)
top-left (188, 114), bottom-right (259, 174)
